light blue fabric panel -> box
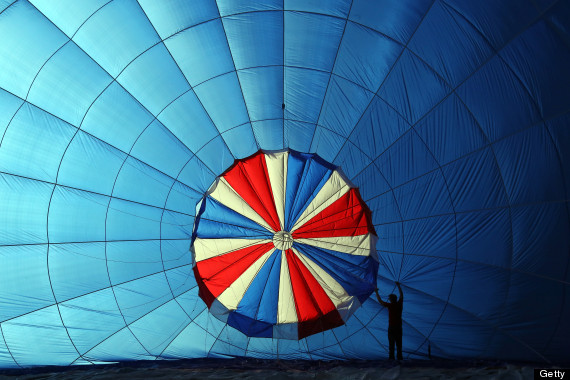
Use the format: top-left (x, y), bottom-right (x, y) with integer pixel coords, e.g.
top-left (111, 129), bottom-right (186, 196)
top-left (284, 120), bottom-right (316, 153)
top-left (217, 0), bottom-right (282, 17)
top-left (27, 42), bottom-right (112, 127)
top-left (309, 126), bottom-right (345, 163)
top-left (30, 0), bottom-right (108, 37)
top-left (161, 210), bottom-right (194, 240)
top-left (285, 0), bottom-right (351, 18)
top-left (48, 187), bottom-right (108, 243)
top-left (161, 240), bottom-right (194, 271)
top-left (0, 89), bottom-right (24, 139)
top-left (84, 327), bottom-right (154, 361)
top-left (160, 318), bottom-right (213, 359)
top-left (238, 67), bottom-right (283, 122)
top-left (106, 198), bottom-right (162, 241)
top-left (58, 131), bottom-right (128, 195)
top-left (0, 245), bottom-right (54, 321)
top-left (194, 136), bottom-right (235, 175)
top-left (81, 81), bottom-right (154, 153)
top-left (0, 174), bottom-right (52, 245)
top-left (177, 154), bottom-right (218, 194)
top-left (0, 329), bottom-right (18, 368)
top-left (194, 72), bottom-right (249, 133)
top-left (285, 11), bottom-right (345, 72)
top-left (0, 103), bottom-right (76, 182)
top-left (106, 240), bottom-right (164, 285)
top-left (164, 181), bottom-right (203, 214)
top-left (0, 0), bottom-right (68, 98)
top-left (284, 67), bottom-right (329, 123)
top-left (223, 11), bottom-right (282, 69)
top-left (59, 288), bottom-right (126, 355)
top-left (113, 156), bottom-right (175, 209)
top-left (157, 91), bottom-right (219, 154)
top-left (48, 242), bottom-right (110, 301)
top-left (113, 273), bottom-right (173, 324)
top-left (252, 120), bottom-right (285, 151)
top-left (139, 0), bottom-right (218, 39)
top-left (130, 120), bottom-right (193, 178)
top-left (117, 42), bottom-right (190, 115)
top-left (2, 306), bottom-right (79, 366)
top-left (221, 123), bottom-right (258, 159)
top-left (164, 266), bottom-right (196, 297)
top-left (73, 0), bottom-right (160, 77)
top-left (129, 299), bottom-right (189, 355)
top-left (165, 19), bottom-right (234, 86)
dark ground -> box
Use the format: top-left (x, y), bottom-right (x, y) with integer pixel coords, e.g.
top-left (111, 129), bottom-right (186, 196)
top-left (0, 358), bottom-right (552, 380)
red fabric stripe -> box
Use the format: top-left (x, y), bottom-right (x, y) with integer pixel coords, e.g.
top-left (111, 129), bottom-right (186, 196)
top-left (297, 309), bottom-right (344, 339)
top-left (223, 152), bottom-right (281, 232)
top-left (194, 242), bottom-right (274, 303)
top-left (285, 249), bottom-right (337, 322)
top-left (292, 188), bottom-right (373, 238)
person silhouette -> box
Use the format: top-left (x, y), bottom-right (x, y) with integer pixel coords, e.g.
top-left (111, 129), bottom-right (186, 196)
top-left (375, 282), bottom-right (404, 360)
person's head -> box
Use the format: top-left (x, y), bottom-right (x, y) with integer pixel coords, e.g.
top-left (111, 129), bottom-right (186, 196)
top-left (388, 294), bottom-right (397, 303)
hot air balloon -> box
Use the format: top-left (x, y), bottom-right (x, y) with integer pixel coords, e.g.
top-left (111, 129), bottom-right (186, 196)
top-left (0, 0), bottom-right (569, 369)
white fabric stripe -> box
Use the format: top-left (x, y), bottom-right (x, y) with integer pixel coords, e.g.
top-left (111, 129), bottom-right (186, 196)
top-left (208, 177), bottom-right (274, 232)
top-left (277, 250), bottom-right (298, 324)
top-left (192, 238), bottom-right (271, 262)
top-left (295, 234), bottom-right (377, 257)
top-left (291, 170), bottom-right (351, 231)
top-left (216, 247), bottom-right (276, 311)
top-left (264, 151), bottom-right (288, 230)
top-left (291, 247), bottom-right (358, 322)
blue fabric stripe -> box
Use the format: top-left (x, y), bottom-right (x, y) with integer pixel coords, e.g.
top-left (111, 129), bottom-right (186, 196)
top-left (235, 250), bottom-right (281, 325)
top-left (193, 196), bottom-right (272, 239)
top-left (294, 243), bottom-right (377, 304)
top-left (285, 152), bottom-right (334, 230)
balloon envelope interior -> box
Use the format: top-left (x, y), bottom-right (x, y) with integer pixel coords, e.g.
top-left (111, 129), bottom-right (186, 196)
top-left (0, 0), bottom-right (569, 368)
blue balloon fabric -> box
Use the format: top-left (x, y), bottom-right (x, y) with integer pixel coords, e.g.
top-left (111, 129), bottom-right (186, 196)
top-left (0, 0), bottom-right (569, 368)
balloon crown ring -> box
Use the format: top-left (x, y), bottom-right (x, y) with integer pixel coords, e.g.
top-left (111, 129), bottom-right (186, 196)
top-left (191, 149), bottom-right (378, 340)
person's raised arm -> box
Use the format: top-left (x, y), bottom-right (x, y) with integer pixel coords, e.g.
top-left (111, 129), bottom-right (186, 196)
top-left (396, 282), bottom-right (403, 302)
top-left (375, 288), bottom-right (389, 307)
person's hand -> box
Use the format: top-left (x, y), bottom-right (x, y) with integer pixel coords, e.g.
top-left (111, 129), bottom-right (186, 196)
top-left (395, 281), bottom-right (400, 286)
top-left (375, 288), bottom-right (379, 292)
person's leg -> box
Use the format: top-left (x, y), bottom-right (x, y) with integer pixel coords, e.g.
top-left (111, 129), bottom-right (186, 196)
top-left (388, 328), bottom-right (395, 360)
top-left (396, 326), bottom-right (403, 360)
